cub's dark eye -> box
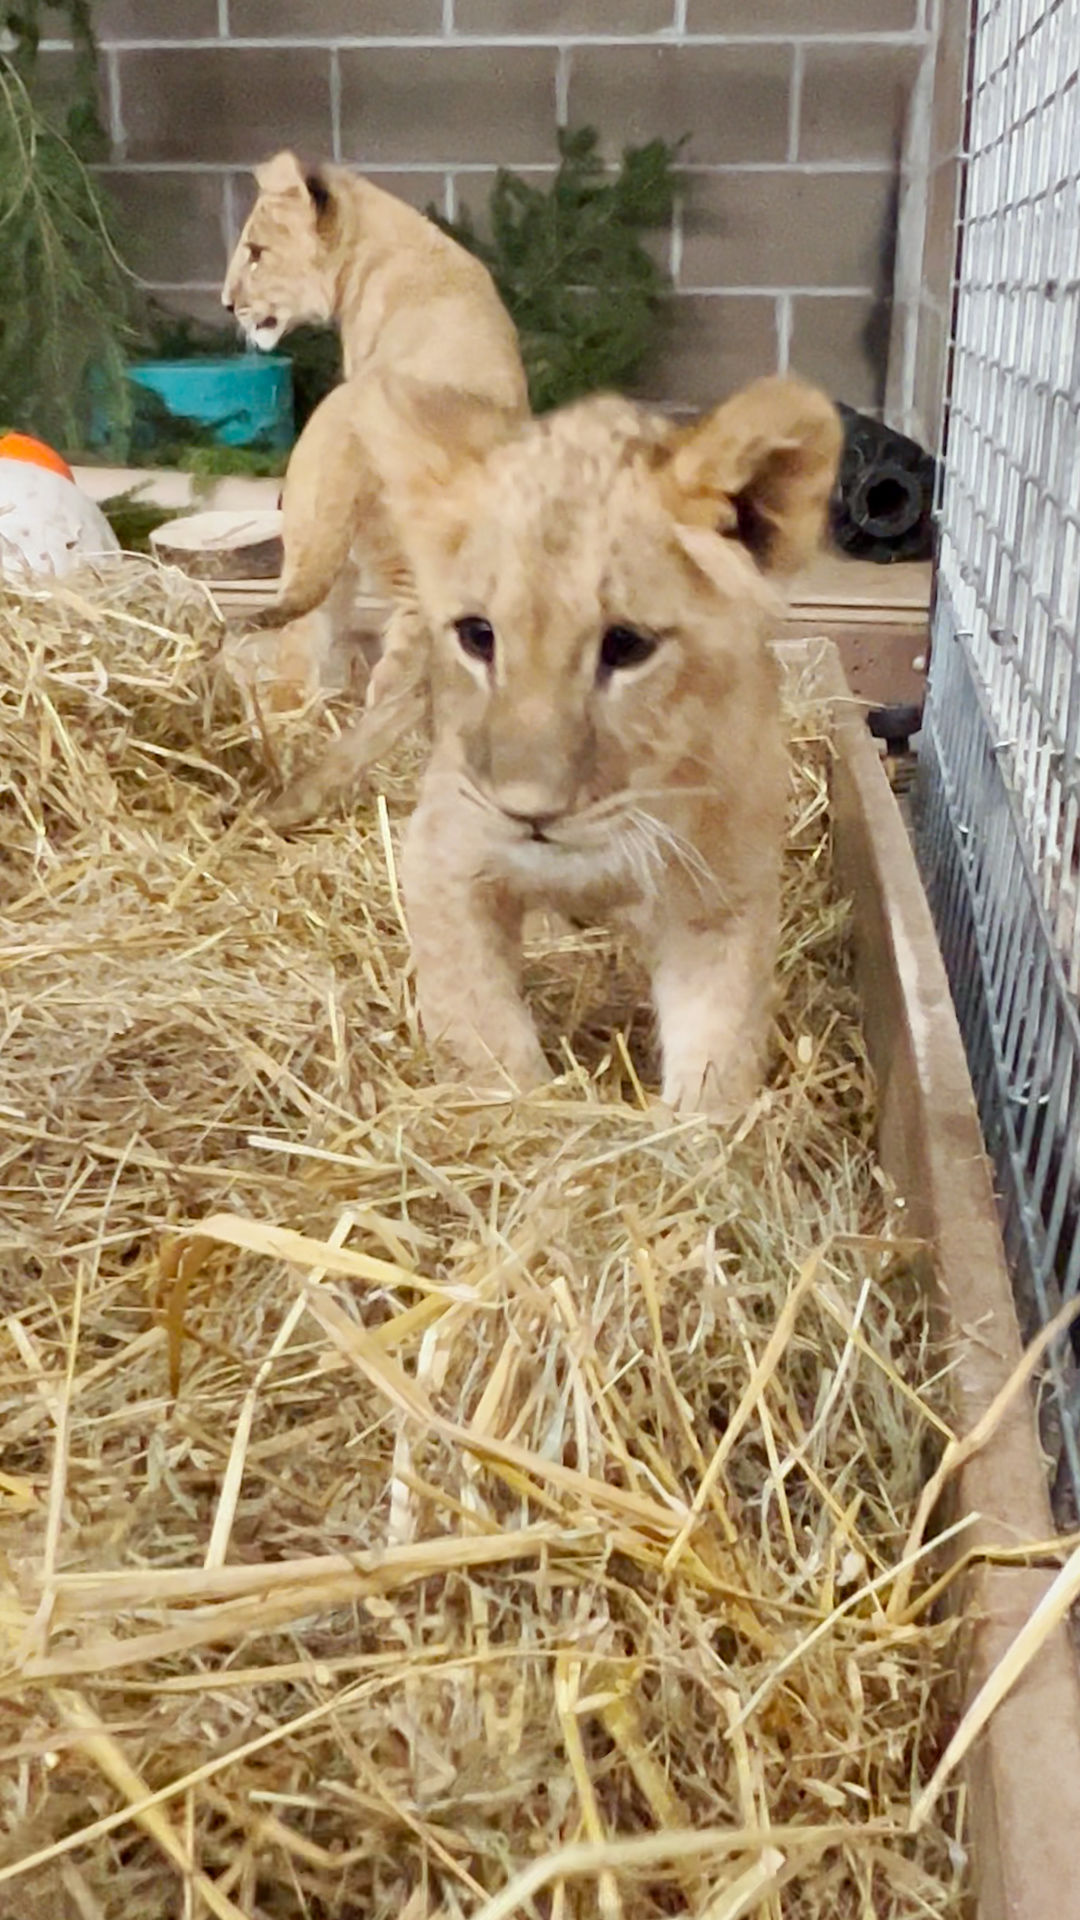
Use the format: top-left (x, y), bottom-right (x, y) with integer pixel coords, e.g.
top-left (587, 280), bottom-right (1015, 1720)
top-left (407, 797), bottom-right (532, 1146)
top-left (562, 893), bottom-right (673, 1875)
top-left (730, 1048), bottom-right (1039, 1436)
top-left (247, 243), bottom-right (265, 263)
top-left (454, 615), bottom-right (495, 665)
top-left (599, 625), bottom-right (660, 676)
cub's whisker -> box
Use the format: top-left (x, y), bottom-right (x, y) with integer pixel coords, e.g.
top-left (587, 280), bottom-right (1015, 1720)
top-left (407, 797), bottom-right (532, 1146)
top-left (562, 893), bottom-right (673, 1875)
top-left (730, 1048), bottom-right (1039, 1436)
top-left (456, 779), bottom-right (503, 819)
top-left (627, 806), bottom-right (719, 901)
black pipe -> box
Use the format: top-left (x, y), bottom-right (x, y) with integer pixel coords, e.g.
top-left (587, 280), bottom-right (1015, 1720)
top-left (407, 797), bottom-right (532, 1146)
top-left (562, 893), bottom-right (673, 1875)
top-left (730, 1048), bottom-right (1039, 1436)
top-left (830, 402), bottom-right (938, 564)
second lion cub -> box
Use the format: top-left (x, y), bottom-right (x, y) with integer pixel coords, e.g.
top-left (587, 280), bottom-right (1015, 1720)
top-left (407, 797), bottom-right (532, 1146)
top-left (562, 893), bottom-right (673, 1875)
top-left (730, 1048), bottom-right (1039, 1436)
top-left (368, 373), bottom-right (842, 1120)
top-left (220, 150), bottom-right (528, 710)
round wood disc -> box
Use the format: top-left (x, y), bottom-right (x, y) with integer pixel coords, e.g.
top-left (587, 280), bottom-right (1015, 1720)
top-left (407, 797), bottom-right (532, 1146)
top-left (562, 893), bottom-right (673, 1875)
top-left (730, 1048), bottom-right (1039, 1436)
top-left (151, 508), bottom-right (283, 581)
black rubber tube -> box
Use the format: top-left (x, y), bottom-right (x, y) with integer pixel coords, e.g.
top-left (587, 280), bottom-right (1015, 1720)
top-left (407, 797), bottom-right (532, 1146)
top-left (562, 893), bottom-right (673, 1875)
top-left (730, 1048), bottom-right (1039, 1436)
top-left (848, 463), bottom-right (924, 540)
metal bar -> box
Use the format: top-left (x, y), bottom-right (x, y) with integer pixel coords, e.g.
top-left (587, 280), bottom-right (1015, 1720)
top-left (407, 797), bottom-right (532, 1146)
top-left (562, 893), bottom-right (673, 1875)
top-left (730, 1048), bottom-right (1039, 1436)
top-left (917, 0), bottom-right (1080, 1525)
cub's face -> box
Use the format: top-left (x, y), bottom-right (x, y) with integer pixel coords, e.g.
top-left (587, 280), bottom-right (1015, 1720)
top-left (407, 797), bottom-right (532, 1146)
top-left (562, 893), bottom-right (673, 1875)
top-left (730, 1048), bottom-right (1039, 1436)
top-left (402, 397), bottom-right (789, 888)
top-left (222, 186), bottom-right (330, 351)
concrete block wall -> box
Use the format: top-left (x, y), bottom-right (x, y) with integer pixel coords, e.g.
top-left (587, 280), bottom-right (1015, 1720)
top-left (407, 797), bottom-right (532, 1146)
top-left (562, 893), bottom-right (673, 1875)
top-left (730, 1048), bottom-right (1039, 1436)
top-left (886, 0), bottom-right (967, 450)
top-left (42, 0), bottom-right (936, 413)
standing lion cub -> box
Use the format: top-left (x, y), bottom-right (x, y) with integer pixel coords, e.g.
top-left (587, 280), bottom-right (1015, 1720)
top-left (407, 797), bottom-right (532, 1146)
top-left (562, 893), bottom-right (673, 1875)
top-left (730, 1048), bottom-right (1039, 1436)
top-left (362, 373), bottom-right (841, 1119)
top-left (220, 149), bottom-right (528, 709)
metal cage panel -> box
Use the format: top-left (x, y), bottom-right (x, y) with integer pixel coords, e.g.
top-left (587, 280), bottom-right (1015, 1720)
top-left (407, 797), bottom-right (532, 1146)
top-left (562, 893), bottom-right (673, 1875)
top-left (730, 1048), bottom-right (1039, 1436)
top-left (917, 0), bottom-right (1080, 1507)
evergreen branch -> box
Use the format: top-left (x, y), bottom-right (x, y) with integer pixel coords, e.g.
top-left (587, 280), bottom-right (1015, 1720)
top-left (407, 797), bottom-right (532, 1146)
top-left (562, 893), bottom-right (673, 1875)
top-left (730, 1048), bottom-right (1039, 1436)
top-left (0, 56), bottom-right (143, 450)
top-left (430, 126), bottom-right (687, 413)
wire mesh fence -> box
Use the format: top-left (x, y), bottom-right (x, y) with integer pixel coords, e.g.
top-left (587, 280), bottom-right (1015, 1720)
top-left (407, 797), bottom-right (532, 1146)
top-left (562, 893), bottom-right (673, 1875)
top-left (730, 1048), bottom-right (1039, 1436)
top-left (916, 0), bottom-right (1080, 1512)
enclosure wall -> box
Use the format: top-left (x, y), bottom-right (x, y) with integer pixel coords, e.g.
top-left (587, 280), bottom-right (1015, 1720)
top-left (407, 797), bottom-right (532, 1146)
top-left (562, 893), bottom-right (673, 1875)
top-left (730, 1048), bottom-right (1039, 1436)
top-left (40, 0), bottom-right (930, 411)
top-left (885, 0), bottom-right (969, 449)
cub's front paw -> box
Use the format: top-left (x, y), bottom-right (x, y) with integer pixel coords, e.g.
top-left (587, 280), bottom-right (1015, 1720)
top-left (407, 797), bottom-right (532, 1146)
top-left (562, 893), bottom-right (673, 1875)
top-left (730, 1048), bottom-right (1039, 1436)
top-left (423, 1025), bottom-right (553, 1099)
top-left (660, 1062), bottom-right (762, 1126)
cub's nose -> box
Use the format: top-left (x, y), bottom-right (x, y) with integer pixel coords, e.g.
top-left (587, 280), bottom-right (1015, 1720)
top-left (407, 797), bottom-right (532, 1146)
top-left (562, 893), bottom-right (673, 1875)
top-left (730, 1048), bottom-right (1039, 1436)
top-left (506, 809), bottom-right (561, 840)
top-left (496, 784), bottom-right (564, 835)
top-left (222, 295), bottom-right (235, 312)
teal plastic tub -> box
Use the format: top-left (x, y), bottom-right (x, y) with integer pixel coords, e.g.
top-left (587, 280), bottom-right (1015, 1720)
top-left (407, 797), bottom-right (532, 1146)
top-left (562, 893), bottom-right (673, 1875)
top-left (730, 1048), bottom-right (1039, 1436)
top-left (127, 355), bottom-right (294, 449)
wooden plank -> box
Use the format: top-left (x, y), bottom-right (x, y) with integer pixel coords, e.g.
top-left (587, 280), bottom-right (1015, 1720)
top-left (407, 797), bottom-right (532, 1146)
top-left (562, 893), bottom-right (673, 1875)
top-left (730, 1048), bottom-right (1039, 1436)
top-left (796, 635), bottom-right (1080, 1920)
top-left (787, 604), bottom-right (928, 627)
top-left (789, 549), bottom-right (932, 613)
top-left (780, 619), bottom-right (927, 716)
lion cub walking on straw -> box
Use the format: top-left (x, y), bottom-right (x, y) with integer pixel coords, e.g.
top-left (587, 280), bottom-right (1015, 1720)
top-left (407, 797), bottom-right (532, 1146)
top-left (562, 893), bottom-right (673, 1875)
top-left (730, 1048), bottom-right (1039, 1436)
top-left (363, 373), bottom-right (841, 1119)
top-left (220, 149), bottom-right (528, 723)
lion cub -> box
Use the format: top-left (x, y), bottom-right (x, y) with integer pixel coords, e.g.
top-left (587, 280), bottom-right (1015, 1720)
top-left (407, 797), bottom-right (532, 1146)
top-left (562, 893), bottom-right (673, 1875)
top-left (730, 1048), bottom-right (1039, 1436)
top-left (368, 374), bottom-right (841, 1119)
top-left (220, 149), bottom-right (528, 708)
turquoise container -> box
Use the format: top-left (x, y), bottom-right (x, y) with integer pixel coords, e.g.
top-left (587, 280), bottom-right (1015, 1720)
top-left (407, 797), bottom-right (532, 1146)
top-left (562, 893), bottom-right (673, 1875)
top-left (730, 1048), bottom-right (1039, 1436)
top-left (126, 354), bottom-right (294, 449)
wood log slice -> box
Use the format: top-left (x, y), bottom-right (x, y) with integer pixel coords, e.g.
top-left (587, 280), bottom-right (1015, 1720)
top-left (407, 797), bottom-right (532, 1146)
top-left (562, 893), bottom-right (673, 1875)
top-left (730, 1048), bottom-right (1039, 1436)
top-left (151, 509), bottom-right (283, 582)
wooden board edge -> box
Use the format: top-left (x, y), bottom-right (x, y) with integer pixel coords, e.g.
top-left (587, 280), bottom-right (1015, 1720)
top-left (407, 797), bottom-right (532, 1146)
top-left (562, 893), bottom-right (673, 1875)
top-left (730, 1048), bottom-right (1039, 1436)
top-left (777, 635), bottom-right (1080, 1920)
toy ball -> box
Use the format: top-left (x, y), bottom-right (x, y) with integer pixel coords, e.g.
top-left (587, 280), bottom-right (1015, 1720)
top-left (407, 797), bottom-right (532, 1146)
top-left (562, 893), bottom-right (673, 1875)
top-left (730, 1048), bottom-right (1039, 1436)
top-left (0, 432), bottom-right (120, 580)
top-left (0, 431), bottom-right (76, 481)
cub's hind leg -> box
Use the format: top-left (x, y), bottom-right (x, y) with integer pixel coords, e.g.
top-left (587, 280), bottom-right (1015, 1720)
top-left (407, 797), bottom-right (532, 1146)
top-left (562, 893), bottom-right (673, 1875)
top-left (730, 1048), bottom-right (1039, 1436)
top-left (265, 600), bottom-right (430, 829)
top-left (248, 379), bottom-right (386, 634)
top-left (224, 555), bottom-right (382, 715)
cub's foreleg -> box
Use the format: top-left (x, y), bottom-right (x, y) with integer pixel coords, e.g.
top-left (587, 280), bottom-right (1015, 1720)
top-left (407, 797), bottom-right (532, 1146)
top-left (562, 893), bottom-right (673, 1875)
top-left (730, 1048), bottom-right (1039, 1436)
top-left (400, 776), bottom-right (551, 1093)
top-left (649, 896), bottom-right (780, 1121)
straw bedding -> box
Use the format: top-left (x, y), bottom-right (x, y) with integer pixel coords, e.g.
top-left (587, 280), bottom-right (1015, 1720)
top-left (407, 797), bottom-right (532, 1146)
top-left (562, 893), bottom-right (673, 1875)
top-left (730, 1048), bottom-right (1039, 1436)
top-left (0, 566), bottom-right (967, 1920)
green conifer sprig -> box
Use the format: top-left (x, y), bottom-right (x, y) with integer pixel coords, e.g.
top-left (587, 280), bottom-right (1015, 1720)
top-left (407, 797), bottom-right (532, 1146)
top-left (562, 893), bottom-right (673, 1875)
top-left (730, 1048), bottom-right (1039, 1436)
top-left (0, 14), bottom-right (141, 450)
top-left (3, 0), bottom-right (105, 153)
top-left (432, 126), bottom-right (686, 414)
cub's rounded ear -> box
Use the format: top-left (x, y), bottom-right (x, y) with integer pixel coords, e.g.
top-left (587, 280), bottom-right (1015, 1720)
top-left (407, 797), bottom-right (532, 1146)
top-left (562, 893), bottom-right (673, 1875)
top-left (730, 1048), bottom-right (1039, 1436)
top-left (254, 150), bottom-right (310, 198)
top-left (304, 167), bottom-right (334, 221)
top-left (663, 376), bottom-right (843, 577)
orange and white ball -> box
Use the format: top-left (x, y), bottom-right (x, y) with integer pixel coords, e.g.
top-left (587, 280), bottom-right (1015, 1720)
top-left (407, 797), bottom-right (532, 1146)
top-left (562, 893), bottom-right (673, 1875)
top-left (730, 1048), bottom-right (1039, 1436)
top-left (0, 432), bottom-right (120, 580)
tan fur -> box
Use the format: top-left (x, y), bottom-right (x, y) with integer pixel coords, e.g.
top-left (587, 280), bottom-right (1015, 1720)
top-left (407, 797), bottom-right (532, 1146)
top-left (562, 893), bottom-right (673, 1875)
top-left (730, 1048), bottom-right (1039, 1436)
top-left (220, 149), bottom-right (528, 724)
top-left (264, 384), bottom-right (521, 827)
top-left (334, 373), bottom-right (842, 1119)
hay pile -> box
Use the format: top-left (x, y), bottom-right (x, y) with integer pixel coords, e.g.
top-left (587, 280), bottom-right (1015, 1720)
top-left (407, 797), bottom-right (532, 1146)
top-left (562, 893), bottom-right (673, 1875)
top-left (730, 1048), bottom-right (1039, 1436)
top-left (0, 567), bottom-right (966, 1920)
